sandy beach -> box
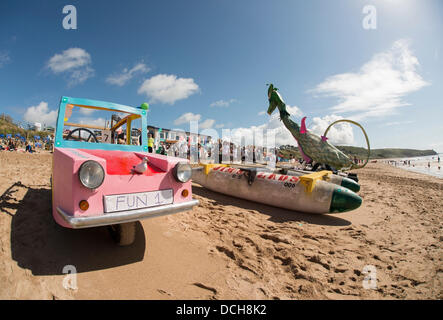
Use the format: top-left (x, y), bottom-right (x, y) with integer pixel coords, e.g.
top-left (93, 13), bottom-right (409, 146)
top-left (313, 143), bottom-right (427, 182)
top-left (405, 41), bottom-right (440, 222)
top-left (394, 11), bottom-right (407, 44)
top-left (0, 152), bottom-right (441, 299)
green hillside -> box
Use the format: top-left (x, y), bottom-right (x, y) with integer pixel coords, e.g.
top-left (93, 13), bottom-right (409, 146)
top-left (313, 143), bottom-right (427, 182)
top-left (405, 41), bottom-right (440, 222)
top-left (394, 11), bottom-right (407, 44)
top-left (0, 117), bottom-right (26, 136)
top-left (278, 145), bottom-right (437, 160)
top-left (336, 146), bottom-right (437, 159)
top-left (0, 114), bottom-right (51, 139)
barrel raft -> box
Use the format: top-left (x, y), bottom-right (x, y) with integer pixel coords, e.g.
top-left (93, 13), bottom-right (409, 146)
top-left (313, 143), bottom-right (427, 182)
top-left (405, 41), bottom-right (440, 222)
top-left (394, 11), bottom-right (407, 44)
top-left (192, 165), bottom-right (362, 214)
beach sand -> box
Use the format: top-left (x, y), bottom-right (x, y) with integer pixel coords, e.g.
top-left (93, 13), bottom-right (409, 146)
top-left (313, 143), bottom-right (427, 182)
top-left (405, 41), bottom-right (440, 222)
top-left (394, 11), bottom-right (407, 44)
top-left (0, 152), bottom-right (441, 299)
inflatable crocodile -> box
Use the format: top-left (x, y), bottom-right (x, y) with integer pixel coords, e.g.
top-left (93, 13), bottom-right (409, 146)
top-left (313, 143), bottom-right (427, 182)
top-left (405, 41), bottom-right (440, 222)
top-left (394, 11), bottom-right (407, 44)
top-left (267, 84), bottom-right (360, 170)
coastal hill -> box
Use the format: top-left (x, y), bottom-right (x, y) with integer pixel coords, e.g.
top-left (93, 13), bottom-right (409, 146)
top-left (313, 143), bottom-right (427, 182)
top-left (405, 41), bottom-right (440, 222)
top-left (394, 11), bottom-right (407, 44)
top-left (278, 145), bottom-right (437, 160)
top-left (0, 115), bottom-right (27, 136)
top-left (0, 114), bottom-right (51, 139)
top-left (336, 146), bottom-right (437, 159)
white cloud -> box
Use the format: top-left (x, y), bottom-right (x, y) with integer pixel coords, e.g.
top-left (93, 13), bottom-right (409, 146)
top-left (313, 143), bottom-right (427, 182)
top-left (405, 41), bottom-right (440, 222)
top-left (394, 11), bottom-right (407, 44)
top-left (210, 99), bottom-right (237, 108)
top-left (47, 48), bottom-right (90, 72)
top-left (0, 51), bottom-right (11, 68)
top-left (260, 105), bottom-right (302, 117)
top-left (138, 74), bottom-right (199, 105)
top-left (23, 102), bottom-right (57, 126)
top-left (429, 142), bottom-right (443, 153)
top-left (78, 117), bottom-right (106, 128)
top-left (309, 114), bottom-right (354, 145)
top-left (311, 39), bottom-right (429, 120)
top-left (200, 119), bottom-right (215, 130)
top-left (174, 112), bottom-right (201, 125)
top-left (215, 123), bottom-right (225, 129)
top-left (106, 63), bottom-right (150, 86)
top-left (46, 48), bottom-right (94, 86)
top-left (174, 112), bottom-right (216, 130)
top-left (79, 108), bottom-right (95, 115)
top-left (286, 105), bottom-right (304, 117)
top-left (384, 120), bottom-right (414, 126)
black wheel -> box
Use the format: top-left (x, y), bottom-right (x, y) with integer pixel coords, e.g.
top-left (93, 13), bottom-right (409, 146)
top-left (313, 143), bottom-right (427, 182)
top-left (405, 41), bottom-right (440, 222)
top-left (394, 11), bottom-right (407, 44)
top-left (65, 128), bottom-right (99, 143)
top-left (107, 222), bottom-right (136, 246)
top-left (347, 173), bottom-right (359, 183)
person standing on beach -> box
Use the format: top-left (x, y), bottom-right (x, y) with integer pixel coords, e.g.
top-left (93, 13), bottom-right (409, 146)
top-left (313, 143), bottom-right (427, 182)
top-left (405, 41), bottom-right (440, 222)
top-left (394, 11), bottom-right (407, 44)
top-left (137, 129), bottom-right (142, 146)
top-left (147, 133), bottom-right (154, 153)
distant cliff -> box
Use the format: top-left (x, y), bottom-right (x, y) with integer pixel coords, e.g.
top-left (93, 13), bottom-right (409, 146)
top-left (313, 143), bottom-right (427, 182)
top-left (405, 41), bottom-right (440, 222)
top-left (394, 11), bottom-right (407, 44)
top-left (337, 146), bottom-right (437, 159)
top-left (278, 145), bottom-right (437, 160)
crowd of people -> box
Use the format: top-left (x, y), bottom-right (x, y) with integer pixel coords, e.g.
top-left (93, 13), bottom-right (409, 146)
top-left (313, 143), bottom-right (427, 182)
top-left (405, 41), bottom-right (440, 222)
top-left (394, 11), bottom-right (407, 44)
top-left (1, 128), bottom-right (310, 167)
top-left (0, 135), bottom-right (54, 153)
top-left (387, 157), bottom-right (441, 171)
top-left (155, 138), bottom-right (284, 165)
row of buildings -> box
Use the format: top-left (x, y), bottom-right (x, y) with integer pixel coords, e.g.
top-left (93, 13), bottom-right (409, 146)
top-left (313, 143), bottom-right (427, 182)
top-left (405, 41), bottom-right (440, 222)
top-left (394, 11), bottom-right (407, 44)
top-left (147, 125), bottom-right (213, 147)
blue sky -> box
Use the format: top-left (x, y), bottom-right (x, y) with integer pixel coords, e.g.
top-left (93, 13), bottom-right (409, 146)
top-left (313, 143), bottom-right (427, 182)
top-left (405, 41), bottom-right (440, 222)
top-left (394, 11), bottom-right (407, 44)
top-left (0, 0), bottom-right (442, 151)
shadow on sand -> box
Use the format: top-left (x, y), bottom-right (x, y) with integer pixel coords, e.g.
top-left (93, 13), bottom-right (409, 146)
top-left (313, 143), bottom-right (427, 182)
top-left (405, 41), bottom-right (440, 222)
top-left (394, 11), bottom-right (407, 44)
top-left (2, 183), bottom-right (145, 276)
top-left (192, 184), bottom-right (352, 227)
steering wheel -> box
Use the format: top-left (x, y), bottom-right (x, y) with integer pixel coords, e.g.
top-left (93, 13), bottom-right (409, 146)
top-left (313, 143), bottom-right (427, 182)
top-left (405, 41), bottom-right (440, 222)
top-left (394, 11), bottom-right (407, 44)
top-left (65, 128), bottom-right (99, 143)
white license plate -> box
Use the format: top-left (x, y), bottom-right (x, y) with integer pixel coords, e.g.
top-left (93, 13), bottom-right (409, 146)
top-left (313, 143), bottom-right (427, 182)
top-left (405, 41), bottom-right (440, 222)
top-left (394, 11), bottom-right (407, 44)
top-left (103, 189), bottom-right (173, 213)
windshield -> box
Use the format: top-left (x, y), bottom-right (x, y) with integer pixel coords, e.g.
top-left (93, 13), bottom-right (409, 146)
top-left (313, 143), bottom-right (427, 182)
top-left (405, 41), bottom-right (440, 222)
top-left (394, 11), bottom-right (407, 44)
top-left (55, 98), bottom-right (148, 151)
top-left (62, 104), bottom-right (142, 145)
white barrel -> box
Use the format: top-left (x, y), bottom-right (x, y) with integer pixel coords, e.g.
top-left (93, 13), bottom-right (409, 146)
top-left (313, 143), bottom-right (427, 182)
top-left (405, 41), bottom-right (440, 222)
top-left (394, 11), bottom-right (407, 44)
top-left (280, 168), bottom-right (360, 193)
top-left (192, 166), bottom-right (336, 214)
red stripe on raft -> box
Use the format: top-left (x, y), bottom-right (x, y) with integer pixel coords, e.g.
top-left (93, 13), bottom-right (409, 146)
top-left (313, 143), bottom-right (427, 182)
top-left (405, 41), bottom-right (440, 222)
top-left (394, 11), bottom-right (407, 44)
top-left (257, 172), bottom-right (299, 182)
top-left (80, 149), bottom-right (164, 175)
top-left (214, 168), bottom-right (299, 182)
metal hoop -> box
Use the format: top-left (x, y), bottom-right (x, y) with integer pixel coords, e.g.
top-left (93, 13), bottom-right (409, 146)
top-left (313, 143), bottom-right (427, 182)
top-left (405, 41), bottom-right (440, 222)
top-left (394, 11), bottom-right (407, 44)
top-left (323, 119), bottom-right (370, 169)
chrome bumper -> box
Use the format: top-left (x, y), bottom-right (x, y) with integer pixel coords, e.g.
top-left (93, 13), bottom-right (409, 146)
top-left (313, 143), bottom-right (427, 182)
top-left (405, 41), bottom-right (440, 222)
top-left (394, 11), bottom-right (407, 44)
top-left (56, 199), bottom-right (199, 229)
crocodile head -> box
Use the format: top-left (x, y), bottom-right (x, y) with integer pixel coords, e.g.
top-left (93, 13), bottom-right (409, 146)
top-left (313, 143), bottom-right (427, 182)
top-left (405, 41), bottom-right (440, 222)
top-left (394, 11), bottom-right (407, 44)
top-left (267, 83), bottom-right (281, 115)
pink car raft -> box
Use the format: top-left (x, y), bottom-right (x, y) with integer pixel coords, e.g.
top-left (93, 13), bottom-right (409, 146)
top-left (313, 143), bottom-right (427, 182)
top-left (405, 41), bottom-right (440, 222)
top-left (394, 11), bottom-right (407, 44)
top-left (52, 96), bottom-right (198, 245)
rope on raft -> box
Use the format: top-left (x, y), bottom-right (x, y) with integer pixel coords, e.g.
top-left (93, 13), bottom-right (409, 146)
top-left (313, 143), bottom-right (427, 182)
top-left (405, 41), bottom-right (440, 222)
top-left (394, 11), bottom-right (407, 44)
top-left (323, 119), bottom-right (371, 170)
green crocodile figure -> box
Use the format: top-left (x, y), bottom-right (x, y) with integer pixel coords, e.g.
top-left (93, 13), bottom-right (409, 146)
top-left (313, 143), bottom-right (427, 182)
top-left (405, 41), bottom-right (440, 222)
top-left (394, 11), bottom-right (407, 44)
top-left (267, 83), bottom-right (358, 170)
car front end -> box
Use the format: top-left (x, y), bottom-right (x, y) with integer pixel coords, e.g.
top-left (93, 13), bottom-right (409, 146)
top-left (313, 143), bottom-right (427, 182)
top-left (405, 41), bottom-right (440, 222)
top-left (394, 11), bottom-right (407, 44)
top-left (52, 148), bottom-right (198, 229)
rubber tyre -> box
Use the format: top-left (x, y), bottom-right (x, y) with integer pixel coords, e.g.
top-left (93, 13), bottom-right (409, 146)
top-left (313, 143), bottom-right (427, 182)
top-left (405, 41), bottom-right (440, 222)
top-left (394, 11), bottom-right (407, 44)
top-left (108, 222), bottom-right (136, 246)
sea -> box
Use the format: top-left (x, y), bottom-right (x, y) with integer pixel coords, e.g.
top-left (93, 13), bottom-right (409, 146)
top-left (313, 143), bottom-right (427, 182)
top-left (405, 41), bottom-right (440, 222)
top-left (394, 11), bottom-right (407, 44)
top-left (385, 153), bottom-right (443, 179)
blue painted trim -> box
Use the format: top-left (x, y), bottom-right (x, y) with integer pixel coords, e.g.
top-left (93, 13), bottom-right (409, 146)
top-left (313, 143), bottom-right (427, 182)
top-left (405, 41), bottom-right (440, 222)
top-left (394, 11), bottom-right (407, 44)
top-left (55, 96), bottom-right (148, 151)
top-left (55, 97), bottom-right (67, 148)
top-left (63, 96), bottom-right (144, 115)
top-left (59, 140), bottom-right (145, 151)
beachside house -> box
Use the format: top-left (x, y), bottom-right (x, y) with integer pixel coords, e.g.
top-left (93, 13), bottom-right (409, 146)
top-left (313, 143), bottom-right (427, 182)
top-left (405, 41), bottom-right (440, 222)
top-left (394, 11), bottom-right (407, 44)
top-left (147, 125), bottom-right (213, 148)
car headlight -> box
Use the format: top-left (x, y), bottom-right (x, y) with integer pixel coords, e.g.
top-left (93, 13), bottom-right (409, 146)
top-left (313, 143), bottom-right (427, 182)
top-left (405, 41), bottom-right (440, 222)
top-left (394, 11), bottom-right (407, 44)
top-left (78, 160), bottom-right (105, 189)
top-left (173, 162), bottom-right (192, 183)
